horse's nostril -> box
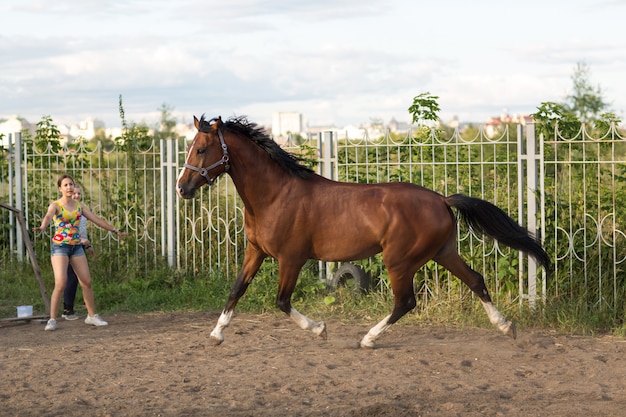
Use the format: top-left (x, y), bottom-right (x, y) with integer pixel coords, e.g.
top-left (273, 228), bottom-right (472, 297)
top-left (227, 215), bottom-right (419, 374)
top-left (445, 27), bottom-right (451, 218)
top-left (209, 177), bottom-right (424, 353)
top-left (176, 183), bottom-right (195, 199)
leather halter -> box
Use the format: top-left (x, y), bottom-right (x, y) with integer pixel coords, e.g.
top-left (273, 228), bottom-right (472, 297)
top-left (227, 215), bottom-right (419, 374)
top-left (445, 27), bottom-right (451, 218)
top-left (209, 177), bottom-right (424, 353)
top-left (183, 128), bottom-right (230, 186)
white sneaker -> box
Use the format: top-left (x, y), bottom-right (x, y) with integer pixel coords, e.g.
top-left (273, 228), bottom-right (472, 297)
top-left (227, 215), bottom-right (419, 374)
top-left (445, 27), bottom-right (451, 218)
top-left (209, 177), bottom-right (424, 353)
top-left (84, 314), bottom-right (108, 327)
top-left (45, 318), bottom-right (57, 331)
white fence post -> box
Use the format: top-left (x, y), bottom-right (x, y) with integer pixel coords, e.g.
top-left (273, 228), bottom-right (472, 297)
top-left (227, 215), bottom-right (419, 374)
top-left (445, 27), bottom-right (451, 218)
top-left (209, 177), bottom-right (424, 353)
top-left (8, 132), bottom-right (25, 260)
top-left (518, 123), bottom-right (543, 308)
top-left (318, 131), bottom-right (337, 281)
top-left (160, 138), bottom-right (178, 267)
top-left (319, 131), bottom-right (337, 180)
top-left (7, 133), bottom-right (16, 257)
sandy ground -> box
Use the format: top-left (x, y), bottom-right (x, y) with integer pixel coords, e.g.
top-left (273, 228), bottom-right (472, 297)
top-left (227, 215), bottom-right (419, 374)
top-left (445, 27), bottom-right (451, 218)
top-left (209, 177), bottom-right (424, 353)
top-left (1, 311), bottom-right (625, 417)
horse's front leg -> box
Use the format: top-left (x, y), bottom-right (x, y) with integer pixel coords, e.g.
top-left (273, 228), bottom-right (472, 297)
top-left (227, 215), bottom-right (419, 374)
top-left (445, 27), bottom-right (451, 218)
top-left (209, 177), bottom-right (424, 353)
top-left (210, 245), bottom-right (266, 345)
top-left (289, 308), bottom-right (327, 339)
top-left (276, 261), bottom-right (327, 340)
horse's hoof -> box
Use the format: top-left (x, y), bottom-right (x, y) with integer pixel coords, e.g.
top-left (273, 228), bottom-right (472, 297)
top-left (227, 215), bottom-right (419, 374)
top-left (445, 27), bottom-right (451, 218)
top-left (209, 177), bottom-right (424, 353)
top-left (209, 333), bottom-right (224, 346)
top-left (314, 322), bottom-right (327, 340)
top-left (359, 336), bottom-right (375, 349)
top-left (503, 321), bottom-right (517, 339)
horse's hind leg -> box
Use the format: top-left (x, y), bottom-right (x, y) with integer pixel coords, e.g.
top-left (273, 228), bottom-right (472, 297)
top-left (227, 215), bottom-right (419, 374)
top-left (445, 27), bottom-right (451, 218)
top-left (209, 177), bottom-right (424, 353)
top-left (210, 245), bottom-right (267, 345)
top-left (360, 265), bottom-right (419, 348)
top-left (433, 240), bottom-right (516, 339)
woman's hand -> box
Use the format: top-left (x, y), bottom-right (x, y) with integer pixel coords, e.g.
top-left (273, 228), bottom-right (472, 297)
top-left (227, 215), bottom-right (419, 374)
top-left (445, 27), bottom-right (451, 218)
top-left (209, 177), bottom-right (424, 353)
top-left (81, 239), bottom-right (96, 257)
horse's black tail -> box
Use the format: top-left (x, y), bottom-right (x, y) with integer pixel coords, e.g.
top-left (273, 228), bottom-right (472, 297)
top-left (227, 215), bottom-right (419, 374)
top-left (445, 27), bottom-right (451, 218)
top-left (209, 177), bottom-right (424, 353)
top-left (445, 193), bottom-right (551, 274)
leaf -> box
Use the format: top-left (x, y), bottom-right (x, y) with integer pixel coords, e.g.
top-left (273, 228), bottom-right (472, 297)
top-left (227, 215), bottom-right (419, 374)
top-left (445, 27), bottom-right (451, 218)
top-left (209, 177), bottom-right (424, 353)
top-left (323, 295), bottom-right (336, 306)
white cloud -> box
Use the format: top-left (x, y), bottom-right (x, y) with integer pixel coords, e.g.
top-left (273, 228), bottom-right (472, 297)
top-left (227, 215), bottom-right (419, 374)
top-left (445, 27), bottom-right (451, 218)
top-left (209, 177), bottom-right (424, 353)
top-left (1, 0), bottom-right (625, 129)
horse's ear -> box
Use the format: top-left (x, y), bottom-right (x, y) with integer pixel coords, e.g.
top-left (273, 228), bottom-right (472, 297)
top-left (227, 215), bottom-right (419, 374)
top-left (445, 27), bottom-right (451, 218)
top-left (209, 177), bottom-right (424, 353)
top-left (193, 116), bottom-right (200, 130)
top-left (211, 116), bottom-right (223, 131)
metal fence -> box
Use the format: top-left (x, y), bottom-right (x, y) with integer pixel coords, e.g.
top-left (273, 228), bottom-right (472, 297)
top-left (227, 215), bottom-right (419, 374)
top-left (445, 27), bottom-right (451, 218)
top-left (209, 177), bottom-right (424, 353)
top-left (542, 124), bottom-right (626, 312)
top-left (1, 123), bottom-right (624, 313)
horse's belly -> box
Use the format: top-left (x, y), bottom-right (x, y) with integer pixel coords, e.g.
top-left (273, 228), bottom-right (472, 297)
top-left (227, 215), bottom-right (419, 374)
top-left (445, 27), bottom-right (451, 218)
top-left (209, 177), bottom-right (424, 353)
top-left (312, 237), bottom-right (382, 262)
top-left (304, 211), bottom-right (385, 261)
top-left (316, 250), bottom-right (380, 263)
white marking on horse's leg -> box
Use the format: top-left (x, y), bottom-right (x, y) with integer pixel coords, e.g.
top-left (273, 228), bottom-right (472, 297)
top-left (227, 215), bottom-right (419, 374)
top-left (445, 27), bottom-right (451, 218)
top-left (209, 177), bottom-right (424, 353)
top-left (209, 310), bottom-right (233, 345)
top-left (360, 314), bottom-right (392, 348)
top-left (289, 308), bottom-right (327, 339)
top-left (481, 300), bottom-right (516, 339)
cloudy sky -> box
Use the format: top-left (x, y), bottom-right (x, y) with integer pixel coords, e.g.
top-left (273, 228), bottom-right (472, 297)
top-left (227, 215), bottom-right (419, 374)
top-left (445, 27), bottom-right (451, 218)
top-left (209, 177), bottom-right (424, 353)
top-left (1, 0), bottom-right (625, 130)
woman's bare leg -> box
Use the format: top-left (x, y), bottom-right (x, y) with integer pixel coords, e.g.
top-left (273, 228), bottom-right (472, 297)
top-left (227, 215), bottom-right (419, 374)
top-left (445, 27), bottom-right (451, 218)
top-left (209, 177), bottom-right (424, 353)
top-left (50, 255), bottom-right (70, 319)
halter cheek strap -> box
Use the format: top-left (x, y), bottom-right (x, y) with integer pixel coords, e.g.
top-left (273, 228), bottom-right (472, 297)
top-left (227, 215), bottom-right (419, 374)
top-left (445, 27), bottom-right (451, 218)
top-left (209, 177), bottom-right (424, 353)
top-left (183, 128), bottom-right (230, 186)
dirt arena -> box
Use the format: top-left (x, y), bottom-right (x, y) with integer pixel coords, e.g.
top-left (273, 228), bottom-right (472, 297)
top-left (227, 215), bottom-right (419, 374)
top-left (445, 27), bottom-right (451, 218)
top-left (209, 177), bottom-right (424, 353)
top-left (1, 311), bottom-right (625, 417)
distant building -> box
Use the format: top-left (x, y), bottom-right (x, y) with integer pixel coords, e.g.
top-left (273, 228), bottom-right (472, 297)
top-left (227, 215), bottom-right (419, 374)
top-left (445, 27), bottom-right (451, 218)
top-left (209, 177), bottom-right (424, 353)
top-left (174, 122), bottom-right (197, 141)
top-left (307, 117), bottom-right (414, 141)
top-left (387, 117), bottom-right (412, 134)
top-left (0, 115), bottom-right (35, 147)
top-left (272, 112), bottom-right (303, 143)
top-left (0, 115), bottom-right (110, 146)
top-left (67, 118), bottom-right (105, 141)
top-left (484, 109), bottom-right (532, 137)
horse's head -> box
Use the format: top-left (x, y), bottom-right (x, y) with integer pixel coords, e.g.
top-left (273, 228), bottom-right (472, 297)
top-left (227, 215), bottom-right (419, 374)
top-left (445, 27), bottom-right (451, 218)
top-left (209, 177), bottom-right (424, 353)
top-left (176, 115), bottom-right (230, 199)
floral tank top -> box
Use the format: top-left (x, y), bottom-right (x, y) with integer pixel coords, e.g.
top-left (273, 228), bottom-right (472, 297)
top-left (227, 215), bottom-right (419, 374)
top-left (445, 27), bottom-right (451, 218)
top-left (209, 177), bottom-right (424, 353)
top-left (52, 201), bottom-right (82, 245)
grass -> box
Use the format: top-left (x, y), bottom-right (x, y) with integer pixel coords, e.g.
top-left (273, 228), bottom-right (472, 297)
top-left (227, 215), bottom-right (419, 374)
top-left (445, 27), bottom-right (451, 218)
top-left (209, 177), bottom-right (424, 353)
top-left (1, 255), bottom-right (624, 337)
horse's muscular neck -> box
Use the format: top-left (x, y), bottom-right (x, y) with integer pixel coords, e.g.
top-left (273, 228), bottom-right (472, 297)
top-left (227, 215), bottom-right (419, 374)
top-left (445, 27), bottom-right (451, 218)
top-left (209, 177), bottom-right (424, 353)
top-left (226, 136), bottom-right (299, 211)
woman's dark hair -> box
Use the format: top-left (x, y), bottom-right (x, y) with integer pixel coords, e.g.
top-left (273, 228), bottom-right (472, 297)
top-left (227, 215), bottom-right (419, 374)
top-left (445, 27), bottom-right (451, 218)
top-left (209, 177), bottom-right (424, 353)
top-left (57, 174), bottom-right (75, 188)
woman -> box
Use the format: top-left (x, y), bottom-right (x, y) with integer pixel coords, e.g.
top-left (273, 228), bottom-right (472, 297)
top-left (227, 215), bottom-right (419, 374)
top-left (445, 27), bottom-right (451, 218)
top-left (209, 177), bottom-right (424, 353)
top-left (33, 174), bottom-right (126, 331)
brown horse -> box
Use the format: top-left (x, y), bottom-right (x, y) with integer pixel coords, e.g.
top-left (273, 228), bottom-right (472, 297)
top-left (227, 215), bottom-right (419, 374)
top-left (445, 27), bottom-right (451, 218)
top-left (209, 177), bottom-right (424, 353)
top-left (177, 115), bottom-right (550, 348)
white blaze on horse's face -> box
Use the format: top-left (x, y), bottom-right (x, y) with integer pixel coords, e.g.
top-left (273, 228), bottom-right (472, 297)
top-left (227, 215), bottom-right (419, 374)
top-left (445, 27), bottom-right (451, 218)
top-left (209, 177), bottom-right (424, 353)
top-left (175, 169), bottom-right (191, 199)
top-left (176, 115), bottom-right (207, 199)
top-left (176, 165), bottom-right (187, 198)
top-left (176, 139), bottom-right (197, 198)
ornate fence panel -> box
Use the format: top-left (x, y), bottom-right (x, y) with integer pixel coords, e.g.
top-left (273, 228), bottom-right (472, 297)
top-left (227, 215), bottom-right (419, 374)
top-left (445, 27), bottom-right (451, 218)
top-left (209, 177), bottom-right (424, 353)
top-left (541, 124), bottom-right (626, 314)
top-left (176, 170), bottom-right (246, 278)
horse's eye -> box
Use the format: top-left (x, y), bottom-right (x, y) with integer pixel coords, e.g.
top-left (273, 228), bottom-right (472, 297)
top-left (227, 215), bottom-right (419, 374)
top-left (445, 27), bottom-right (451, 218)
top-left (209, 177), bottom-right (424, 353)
top-left (197, 148), bottom-right (206, 155)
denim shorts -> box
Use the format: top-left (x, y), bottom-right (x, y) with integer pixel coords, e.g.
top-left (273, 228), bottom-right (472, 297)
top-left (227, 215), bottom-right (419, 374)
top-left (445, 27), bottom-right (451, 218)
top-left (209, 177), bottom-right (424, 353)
top-left (50, 243), bottom-right (85, 258)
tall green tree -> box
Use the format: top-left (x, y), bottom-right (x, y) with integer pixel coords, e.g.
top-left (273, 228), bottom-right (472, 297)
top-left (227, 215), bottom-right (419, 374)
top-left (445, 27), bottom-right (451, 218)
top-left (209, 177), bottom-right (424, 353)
top-left (532, 62), bottom-right (618, 138)
top-left (155, 103), bottom-right (178, 142)
top-left (566, 61), bottom-right (608, 124)
top-left (408, 92), bottom-right (440, 125)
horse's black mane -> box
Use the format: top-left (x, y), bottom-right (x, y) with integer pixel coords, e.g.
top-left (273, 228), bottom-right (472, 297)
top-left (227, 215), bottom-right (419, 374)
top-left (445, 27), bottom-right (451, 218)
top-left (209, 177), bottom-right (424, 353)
top-left (198, 115), bottom-right (315, 179)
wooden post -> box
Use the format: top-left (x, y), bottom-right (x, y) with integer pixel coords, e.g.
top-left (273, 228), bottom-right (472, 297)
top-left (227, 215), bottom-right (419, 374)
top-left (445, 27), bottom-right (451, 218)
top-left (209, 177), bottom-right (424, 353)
top-left (0, 202), bottom-right (50, 315)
